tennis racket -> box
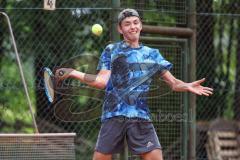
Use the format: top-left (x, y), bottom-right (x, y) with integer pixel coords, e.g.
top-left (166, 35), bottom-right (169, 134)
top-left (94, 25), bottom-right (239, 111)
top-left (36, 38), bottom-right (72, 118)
top-left (43, 67), bottom-right (64, 103)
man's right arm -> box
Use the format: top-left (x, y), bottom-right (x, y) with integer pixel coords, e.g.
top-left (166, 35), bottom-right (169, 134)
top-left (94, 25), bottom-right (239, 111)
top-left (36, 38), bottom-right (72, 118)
top-left (57, 44), bottom-right (114, 89)
top-left (56, 68), bottom-right (111, 89)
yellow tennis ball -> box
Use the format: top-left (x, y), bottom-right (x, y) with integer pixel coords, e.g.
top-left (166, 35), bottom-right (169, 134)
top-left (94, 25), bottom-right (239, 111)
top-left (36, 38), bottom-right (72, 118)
top-left (91, 24), bottom-right (103, 36)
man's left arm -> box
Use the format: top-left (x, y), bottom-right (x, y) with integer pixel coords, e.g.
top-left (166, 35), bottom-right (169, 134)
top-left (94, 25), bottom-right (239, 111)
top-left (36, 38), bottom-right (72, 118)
top-left (161, 71), bottom-right (213, 96)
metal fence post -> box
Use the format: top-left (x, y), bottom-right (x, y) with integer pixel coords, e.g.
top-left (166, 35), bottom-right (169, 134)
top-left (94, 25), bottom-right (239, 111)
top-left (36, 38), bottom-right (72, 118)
top-left (188, 0), bottom-right (197, 159)
top-left (111, 0), bottom-right (120, 42)
top-left (111, 1), bottom-right (129, 160)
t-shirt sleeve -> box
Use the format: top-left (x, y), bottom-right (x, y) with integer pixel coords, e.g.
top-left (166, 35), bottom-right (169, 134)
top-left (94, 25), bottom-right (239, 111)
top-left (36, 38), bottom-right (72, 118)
top-left (97, 44), bottom-right (114, 70)
top-left (153, 49), bottom-right (173, 72)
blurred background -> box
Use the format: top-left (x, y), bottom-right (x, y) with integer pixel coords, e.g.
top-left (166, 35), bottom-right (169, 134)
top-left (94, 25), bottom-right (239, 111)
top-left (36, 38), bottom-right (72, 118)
top-left (0, 0), bottom-right (240, 159)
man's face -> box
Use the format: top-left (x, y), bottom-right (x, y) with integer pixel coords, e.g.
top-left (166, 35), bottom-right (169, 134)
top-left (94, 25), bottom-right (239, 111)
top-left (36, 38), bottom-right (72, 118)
top-left (118, 16), bottom-right (142, 42)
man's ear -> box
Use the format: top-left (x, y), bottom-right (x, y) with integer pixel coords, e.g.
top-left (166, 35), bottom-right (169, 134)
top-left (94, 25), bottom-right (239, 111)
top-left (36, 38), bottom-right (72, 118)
top-left (117, 25), bottom-right (123, 34)
top-left (139, 21), bottom-right (143, 31)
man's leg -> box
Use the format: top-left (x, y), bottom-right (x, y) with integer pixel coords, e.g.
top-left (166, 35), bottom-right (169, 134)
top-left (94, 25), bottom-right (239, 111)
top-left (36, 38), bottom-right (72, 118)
top-left (126, 121), bottom-right (162, 159)
top-left (92, 151), bottom-right (112, 160)
top-left (140, 149), bottom-right (163, 160)
top-left (94, 117), bottom-right (126, 160)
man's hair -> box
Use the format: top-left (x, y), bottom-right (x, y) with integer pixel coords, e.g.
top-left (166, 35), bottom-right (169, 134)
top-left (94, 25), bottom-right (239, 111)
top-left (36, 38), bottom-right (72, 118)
top-left (118, 8), bottom-right (140, 24)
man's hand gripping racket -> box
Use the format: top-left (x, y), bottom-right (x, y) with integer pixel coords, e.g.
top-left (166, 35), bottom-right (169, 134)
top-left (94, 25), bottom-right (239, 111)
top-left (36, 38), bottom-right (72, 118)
top-left (43, 67), bottom-right (73, 103)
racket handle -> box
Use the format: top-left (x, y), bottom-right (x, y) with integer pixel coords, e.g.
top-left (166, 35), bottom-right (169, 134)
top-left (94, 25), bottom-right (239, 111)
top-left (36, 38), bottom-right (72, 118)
top-left (58, 70), bottom-right (65, 76)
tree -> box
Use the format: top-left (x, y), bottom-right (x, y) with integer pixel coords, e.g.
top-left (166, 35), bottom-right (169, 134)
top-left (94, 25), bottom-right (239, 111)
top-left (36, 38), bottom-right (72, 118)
top-left (196, 0), bottom-right (216, 120)
top-left (0, 0), bottom-right (7, 65)
top-left (234, 12), bottom-right (240, 120)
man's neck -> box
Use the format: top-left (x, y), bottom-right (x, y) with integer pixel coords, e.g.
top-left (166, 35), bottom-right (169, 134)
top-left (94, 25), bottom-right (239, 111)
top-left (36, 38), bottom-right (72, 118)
top-left (124, 39), bottom-right (140, 48)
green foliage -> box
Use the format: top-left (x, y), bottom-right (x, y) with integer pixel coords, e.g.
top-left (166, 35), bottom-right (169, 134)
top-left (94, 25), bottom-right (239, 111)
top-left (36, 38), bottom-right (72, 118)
top-left (0, 57), bottom-right (35, 133)
top-left (196, 0), bottom-right (239, 120)
top-left (0, 0), bottom-right (110, 135)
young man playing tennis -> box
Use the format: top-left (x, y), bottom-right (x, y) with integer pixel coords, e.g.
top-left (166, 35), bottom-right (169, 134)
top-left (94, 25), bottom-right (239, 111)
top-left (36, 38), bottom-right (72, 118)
top-left (56, 8), bottom-right (213, 160)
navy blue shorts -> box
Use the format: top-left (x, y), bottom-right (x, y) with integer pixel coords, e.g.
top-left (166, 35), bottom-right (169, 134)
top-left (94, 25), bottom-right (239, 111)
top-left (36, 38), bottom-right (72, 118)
top-left (95, 117), bottom-right (161, 155)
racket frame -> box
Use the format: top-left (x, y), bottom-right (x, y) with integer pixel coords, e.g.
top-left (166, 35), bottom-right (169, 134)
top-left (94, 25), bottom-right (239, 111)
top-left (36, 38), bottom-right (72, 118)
top-left (43, 67), bottom-right (55, 103)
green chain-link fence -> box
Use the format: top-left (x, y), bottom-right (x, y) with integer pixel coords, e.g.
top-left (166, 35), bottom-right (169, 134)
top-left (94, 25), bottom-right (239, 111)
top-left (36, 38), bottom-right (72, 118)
top-left (196, 1), bottom-right (240, 159)
top-left (1, 0), bottom-right (240, 160)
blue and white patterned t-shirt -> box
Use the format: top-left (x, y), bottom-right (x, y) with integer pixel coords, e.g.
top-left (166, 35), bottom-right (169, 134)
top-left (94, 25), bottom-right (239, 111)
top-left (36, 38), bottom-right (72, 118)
top-left (97, 41), bottom-right (172, 121)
